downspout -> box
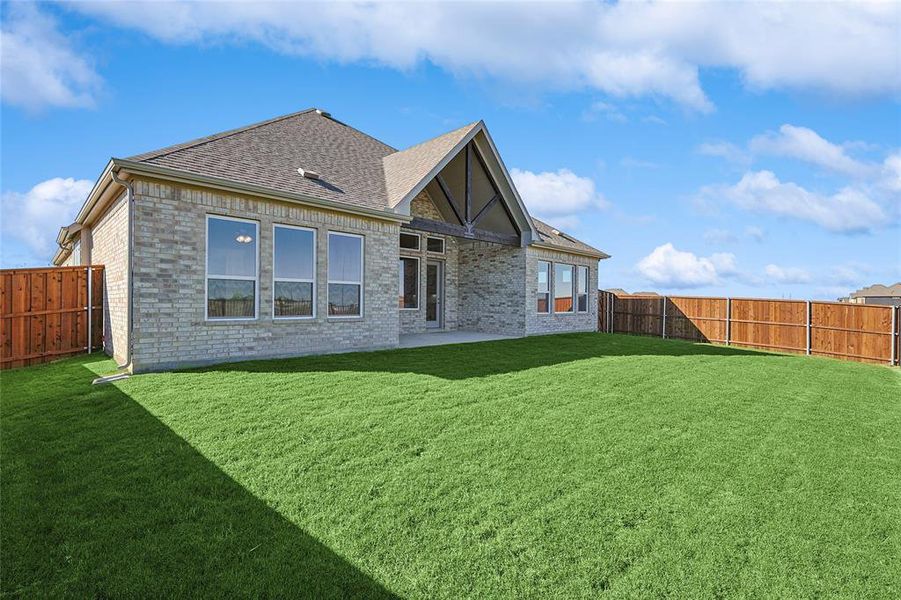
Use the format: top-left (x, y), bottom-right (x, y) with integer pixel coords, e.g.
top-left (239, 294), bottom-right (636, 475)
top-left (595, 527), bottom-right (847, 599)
top-left (110, 169), bottom-right (135, 371)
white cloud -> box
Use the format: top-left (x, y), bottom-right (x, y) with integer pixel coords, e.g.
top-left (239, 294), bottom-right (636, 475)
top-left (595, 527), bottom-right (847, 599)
top-left (700, 170), bottom-right (889, 233)
top-left (702, 228), bottom-right (737, 245)
top-left (0, 4), bottom-right (102, 111)
top-left (70, 1), bottom-right (901, 112)
top-left (744, 226), bottom-right (765, 242)
top-left (583, 101), bottom-right (627, 123)
top-left (620, 157), bottom-right (659, 169)
top-left (511, 168), bottom-right (608, 231)
top-left (636, 243), bottom-right (737, 288)
top-left (697, 141), bottom-right (751, 165)
top-left (1, 178), bottom-right (92, 260)
top-left (749, 124), bottom-right (871, 177)
top-left (764, 264), bottom-right (812, 284)
top-left (642, 115), bottom-right (667, 126)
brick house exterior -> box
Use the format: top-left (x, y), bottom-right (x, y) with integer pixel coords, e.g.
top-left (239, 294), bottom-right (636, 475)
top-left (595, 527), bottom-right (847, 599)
top-left (53, 109), bottom-right (608, 372)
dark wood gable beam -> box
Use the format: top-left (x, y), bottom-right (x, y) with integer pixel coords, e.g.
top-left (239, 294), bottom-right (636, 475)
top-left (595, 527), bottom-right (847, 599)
top-left (471, 192), bottom-right (501, 226)
top-left (465, 143), bottom-right (472, 224)
top-left (470, 142), bottom-right (521, 235)
top-left (405, 217), bottom-right (520, 247)
top-left (435, 174), bottom-right (465, 225)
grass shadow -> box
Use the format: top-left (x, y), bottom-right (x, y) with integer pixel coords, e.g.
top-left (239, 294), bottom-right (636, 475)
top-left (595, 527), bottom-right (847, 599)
top-left (1, 358), bottom-right (397, 598)
top-left (195, 332), bottom-right (779, 380)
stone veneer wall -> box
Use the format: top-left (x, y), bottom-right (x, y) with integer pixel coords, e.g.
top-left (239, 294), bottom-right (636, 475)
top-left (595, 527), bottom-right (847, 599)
top-left (129, 179), bottom-right (400, 372)
top-left (458, 241), bottom-right (527, 336)
top-left (399, 191), bottom-right (459, 334)
top-left (89, 193), bottom-right (131, 364)
top-left (524, 246), bottom-right (598, 335)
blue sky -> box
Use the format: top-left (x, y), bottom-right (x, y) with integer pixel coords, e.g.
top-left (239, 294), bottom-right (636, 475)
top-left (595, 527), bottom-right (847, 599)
top-left (1, 1), bottom-right (899, 299)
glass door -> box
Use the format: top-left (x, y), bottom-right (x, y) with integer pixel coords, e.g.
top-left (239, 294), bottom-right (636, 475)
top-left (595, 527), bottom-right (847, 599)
top-left (426, 261), bottom-right (443, 328)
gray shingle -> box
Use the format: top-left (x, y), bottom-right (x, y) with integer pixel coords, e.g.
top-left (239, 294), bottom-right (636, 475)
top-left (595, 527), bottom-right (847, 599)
top-left (532, 218), bottom-right (609, 258)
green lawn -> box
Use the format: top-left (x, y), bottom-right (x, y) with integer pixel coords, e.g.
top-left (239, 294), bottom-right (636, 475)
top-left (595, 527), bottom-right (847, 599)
top-left (2, 333), bottom-right (899, 598)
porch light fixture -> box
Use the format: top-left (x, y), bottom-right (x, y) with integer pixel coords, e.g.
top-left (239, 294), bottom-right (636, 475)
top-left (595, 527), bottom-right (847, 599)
top-left (235, 234), bottom-right (254, 244)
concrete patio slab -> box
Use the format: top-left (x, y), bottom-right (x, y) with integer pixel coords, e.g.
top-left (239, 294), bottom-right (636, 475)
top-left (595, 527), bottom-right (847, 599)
top-left (398, 331), bottom-right (518, 349)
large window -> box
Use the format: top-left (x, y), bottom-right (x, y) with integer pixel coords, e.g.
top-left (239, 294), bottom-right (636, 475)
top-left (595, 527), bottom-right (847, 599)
top-left (537, 261), bottom-right (550, 314)
top-left (554, 263), bottom-right (574, 313)
top-left (577, 266), bottom-right (589, 313)
top-left (273, 225), bottom-right (315, 318)
top-left (328, 232), bottom-right (363, 317)
top-left (206, 215), bottom-right (258, 320)
top-left (399, 257), bottom-right (419, 309)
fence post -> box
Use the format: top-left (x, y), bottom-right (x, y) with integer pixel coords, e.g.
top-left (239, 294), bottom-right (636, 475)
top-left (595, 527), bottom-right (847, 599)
top-left (86, 266), bottom-right (92, 354)
top-left (805, 300), bottom-right (811, 355)
top-left (611, 294), bottom-right (615, 334)
top-left (725, 298), bottom-right (731, 345)
top-left (661, 296), bottom-right (666, 338)
top-left (891, 305), bottom-right (897, 366)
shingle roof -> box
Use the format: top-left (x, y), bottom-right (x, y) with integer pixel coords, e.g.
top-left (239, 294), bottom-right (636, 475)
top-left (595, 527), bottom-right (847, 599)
top-left (531, 218), bottom-right (609, 258)
top-left (127, 109), bottom-right (396, 212)
top-left (124, 108), bottom-right (607, 258)
top-left (383, 122), bottom-right (479, 208)
top-left (850, 283), bottom-right (901, 298)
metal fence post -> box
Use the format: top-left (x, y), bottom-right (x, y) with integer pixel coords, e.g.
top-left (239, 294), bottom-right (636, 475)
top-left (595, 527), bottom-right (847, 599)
top-left (806, 300), bottom-right (811, 355)
top-left (725, 298), bottom-right (731, 345)
top-left (661, 296), bottom-right (666, 339)
top-left (611, 294), bottom-right (615, 334)
top-left (86, 266), bottom-right (92, 354)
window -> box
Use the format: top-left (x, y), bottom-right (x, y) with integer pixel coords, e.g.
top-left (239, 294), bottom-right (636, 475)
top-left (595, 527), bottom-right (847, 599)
top-left (398, 257), bottom-right (419, 309)
top-left (577, 265), bottom-right (589, 313)
top-left (206, 215), bottom-right (258, 320)
top-left (328, 232), bottom-right (363, 317)
top-left (71, 241), bottom-right (81, 265)
top-left (400, 232), bottom-right (420, 250)
top-left (537, 261), bottom-right (550, 314)
top-left (554, 263), bottom-right (574, 313)
top-left (273, 225), bottom-right (315, 318)
top-left (427, 236), bottom-right (445, 254)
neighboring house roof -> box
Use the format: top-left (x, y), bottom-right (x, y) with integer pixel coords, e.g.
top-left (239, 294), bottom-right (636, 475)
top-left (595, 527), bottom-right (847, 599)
top-left (55, 108), bottom-right (608, 262)
top-left (531, 218), bottom-right (610, 258)
top-left (849, 283), bottom-right (901, 298)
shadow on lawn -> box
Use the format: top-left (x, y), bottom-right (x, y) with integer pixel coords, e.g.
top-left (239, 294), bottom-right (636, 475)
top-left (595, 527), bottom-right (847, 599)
top-left (200, 332), bottom-right (777, 380)
top-left (0, 359), bottom-right (397, 599)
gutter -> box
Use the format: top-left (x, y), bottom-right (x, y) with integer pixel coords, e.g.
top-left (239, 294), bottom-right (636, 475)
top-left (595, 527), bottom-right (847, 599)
top-left (110, 169), bottom-right (135, 371)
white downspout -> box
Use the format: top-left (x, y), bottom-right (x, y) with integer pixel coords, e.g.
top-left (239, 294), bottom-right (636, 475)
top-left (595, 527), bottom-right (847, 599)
top-left (110, 169), bottom-right (135, 371)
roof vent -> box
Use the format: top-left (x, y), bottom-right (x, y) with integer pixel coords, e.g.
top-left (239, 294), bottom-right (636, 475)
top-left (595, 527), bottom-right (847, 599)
top-left (297, 168), bottom-right (320, 180)
top-left (315, 109), bottom-right (331, 117)
top-left (551, 228), bottom-right (560, 235)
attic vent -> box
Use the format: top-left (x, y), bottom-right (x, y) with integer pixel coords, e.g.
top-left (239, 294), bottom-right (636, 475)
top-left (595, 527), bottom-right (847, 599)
top-left (315, 109), bottom-right (331, 117)
top-left (297, 168), bottom-right (320, 180)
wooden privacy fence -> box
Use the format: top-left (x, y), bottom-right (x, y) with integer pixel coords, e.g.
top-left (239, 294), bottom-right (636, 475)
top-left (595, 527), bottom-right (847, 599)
top-left (598, 291), bottom-right (900, 366)
top-left (1, 266), bottom-right (104, 369)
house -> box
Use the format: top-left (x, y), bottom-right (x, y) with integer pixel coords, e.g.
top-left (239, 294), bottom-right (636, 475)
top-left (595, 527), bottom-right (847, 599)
top-left (52, 109), bottom-right (609, 372)
top-left (839, 283), bottom-right (901, 307)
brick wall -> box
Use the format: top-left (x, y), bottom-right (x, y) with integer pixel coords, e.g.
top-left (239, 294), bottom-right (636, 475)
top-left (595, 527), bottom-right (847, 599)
top-left (524, 246), bottom-right (598, 335)
top-left (129, 179), bottom-right (400, 372)
top-left (90, 193), bottom-right (130, 364)
top-left (458, 241), bottom-right (527, 336)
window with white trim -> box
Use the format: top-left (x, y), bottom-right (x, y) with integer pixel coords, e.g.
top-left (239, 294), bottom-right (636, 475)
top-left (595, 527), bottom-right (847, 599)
top-left (426, 236), bottom-right (445, 254)
top-left (400, 232), bottom-right (420, 250)
top-left (537, 261), bottom-right (550, 314)
top-left (273, 225), bottom-right (315, 318)
top-left (206, 215), bottom-right (258, 320)
top-left (554, 263), bottom-right (574, 313)
top-left (577, 265), bottom-right (589, 313)
top-left (398, 257), bottom-right (419, 309)
top-left (328, 232), bottom-right (363, 317)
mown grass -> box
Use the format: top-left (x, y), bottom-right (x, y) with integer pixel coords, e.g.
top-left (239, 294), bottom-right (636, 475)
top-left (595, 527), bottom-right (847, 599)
top-left (2, 333), bottom-right (899, 598)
